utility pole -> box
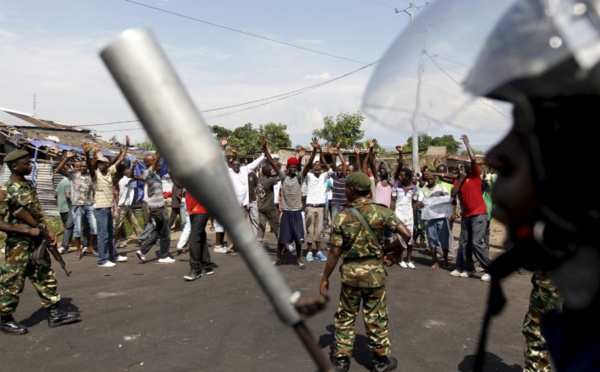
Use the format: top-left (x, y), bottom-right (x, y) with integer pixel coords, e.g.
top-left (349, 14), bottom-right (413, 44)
top-left (395, 1), bottom-right (429, 171)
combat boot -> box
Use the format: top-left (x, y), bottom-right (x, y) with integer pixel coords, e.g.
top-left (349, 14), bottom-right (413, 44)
top-left (46, 304), bottom-right (81, 328)
top-left (0, 315), bottom-right (28, 335)
top-left (334, 356), bottom-right (350, 372)
top-left (371, 355), bottom-right (397, 372)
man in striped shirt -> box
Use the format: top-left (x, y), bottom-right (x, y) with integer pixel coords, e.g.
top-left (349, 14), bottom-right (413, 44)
top-left (130, 152), bottom-right (175, 264)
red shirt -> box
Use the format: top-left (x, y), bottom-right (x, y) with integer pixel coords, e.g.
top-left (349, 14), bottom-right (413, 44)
top-left (185, 193), bottom-right (208, 215)
top-left (454, 165), bottom-right (487, 218)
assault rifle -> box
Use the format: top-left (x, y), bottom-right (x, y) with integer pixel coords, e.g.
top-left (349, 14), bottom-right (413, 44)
top-left (13, 207), bottom-right (71, 277)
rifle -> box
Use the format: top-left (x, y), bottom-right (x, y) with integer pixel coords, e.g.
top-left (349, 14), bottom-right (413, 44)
top-left (12, 207), bottom-right (71, 277)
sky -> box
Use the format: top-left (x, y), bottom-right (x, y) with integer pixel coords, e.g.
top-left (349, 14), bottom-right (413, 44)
top-left (0, 0), bottom-right (512, 151)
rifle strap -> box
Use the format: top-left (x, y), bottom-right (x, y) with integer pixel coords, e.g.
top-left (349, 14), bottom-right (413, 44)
top-left (350, 207), bottom-right (384, 259)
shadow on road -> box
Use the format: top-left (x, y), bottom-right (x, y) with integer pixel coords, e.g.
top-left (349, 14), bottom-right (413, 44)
top-left (458, 352), bottom-right (522, 372)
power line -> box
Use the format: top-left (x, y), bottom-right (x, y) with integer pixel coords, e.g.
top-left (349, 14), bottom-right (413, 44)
top-left (80, 60), bottom-right (378, 128)
top-left (124, 0), bottom-right (370, 65)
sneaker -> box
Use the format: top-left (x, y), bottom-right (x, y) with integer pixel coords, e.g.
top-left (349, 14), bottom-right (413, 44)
top-left (114, 255), bottom-right (128, 262)
top-left (399, 261), bottom-right (408, 268)
top-left (202, 268), bottom-right (214, 276)
top-left (158, 257), bottom-right (176, 264)
top-left (288, 244), bottom-right (295, 252)
top-left (371, 356), bottom-right (398, 372)
top-left (213, 245), bottom-right (227, 253)
top-left (449, 269), bottom-right (461, 277)
top-left (335, 356), bottom-right (351, 372)
top-left (117, 241), bottom-right (128, 249)
top-left (58, 247), bottom-right (67, 254)
top-left (306, 252), bottom-right (314, 262)
top-left (315, 252), bottom-right (327, 261)
top-left (481, 273), bottom-right (492, 282)
top-left (183, 271), bottom-right (202, 281)
top-left (407, 261), bottom-right (416, 269)
top-left (226, 249), bottom-right (238, 257)
top-left (476, 266), bottom-right (485, 272)
top-left (135, 250), bottom-right (146, 262)
top-left (97, 261), bottom-right (116, 268)
top-left (460, 270), bottom-right (476, 278)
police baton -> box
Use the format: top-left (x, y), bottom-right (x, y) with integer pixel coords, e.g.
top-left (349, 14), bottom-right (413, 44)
top-left (100, 28), bottom-right (333, 372)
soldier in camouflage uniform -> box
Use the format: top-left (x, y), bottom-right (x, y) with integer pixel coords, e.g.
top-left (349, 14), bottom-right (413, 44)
top-left (523, 271), bottom-right (563, 372)
top-left (320, 172), bottom-right (411, 372)
top-left (0, 149), bottom-right (80, 335)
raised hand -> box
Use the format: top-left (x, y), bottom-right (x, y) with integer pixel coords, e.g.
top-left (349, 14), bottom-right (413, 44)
top-left (396, 145), bottom-right (402, 153)
top-left (369, 139), bottom-right (377, 149)
top-left (327, 143), bottom-right (334, 155)
top-left (125, 135), bottom-right (130, 147)
top-left (354, 144), bottom-right (361, 155)
top-left (336, 139), bottom-right (342, 149)
top-left (65, 150), bottom-right (75, 159)
top-left (298, 148), bottom-right (306, 158)
top-left (221, 137), bottom-right (229, 148)
top-left (82, 141), bottom-right (92, 154)
top-left (311, 137), bottom-right (320, 151)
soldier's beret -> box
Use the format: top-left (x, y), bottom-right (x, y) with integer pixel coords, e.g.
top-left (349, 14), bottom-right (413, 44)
top-left (4, 149), bottom-right (29, 163)
top-left (346, 172), bottom-right (371, 191)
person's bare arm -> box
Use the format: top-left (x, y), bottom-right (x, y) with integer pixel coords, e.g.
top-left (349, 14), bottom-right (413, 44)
top-left (320, 245), bottom-right (342, 296)
top-left (55, 150), bottom-right (74, 175)
top-left (302, 138), bottom-right (319, 177)
top-left (462, 134), bottom-right (478, 171)
top-left (112, 135), bottom-right (130, 168)
top-left (262, 138), bottom-right (280, 175)
top-left (393, 145), bottom-right (403, 181)
top-left (337, 140), bottom-right (347, 175)
top-left (367, 139), bottom-right (377, 177)
top-left (83, 141), bottom-right (95, 178)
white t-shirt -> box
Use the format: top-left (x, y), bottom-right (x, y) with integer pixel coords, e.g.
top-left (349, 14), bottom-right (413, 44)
top-left (392, 183), bottom-right (421, 219)
top-left (305, 170), bottom-right (332, 205)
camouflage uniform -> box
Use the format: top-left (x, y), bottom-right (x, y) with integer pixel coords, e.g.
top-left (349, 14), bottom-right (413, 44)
top-left (330, 196), bottom-right (402, 359)
top-left (0, 175), bottom-right (60, 316)
top-left (522, 271), bottom-right (563, 372)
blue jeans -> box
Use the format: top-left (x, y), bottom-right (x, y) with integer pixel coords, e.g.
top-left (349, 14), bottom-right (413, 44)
top-left (94, 208), bottom-right (119, 265)
top-left (73, 204), bottom-right (97, 238)
top-left (426, 218), bottom-right (451, 250)
top-left (457, 214), bottom-right (491, 272)
top-left (59, 210), bottom-right (74, 249)
top-left (331, 204), bottom-right (346, 225)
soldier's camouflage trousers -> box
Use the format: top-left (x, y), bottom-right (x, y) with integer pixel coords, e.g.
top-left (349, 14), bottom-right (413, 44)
top-left (334, 284), bottom-right (390, 359)
top-left (522, 271), bottom-right (563, 372)
top-left (0, 238), bottom-right (60, 316)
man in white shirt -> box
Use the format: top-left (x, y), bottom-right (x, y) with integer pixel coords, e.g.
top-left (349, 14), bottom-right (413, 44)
top-left (303, 138), bottom-right (332, 262)
top-left (115, 160), bottom-right (143, 248)
top-left (221, 137), bottom-right (265, 255)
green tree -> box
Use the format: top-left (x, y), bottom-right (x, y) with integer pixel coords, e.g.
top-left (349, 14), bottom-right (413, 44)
top-left (404, 134), bottom-right (460, 154)
top-left (135, 135), bottom-right (155, 151)
top-left (259, 122), bottom-right (291, 150)
top-left (210, 125), bottom-right (232, 140)
top-left (230, 123), bottom-right (262, 154)
top-left (431, 135), bottom-right (461, 154)
top-left (312, 112), bottom-right (365, 148)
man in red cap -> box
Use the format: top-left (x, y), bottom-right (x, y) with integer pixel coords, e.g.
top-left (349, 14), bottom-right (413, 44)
top-left (272, 150), bottom-right (309, 268)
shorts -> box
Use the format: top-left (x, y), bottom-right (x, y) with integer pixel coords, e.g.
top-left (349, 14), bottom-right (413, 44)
top-left (278, 210), bottom-right (305, 246)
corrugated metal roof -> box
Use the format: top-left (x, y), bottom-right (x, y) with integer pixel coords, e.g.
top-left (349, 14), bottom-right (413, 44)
top-left (0, 109), bottom-right (37, 127)
top-left (0, 161), bottom-right (60, 217)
